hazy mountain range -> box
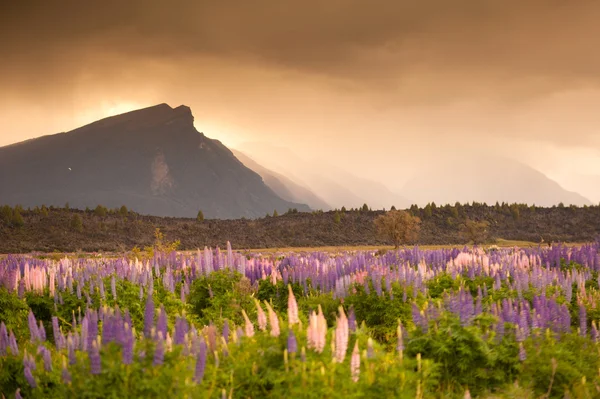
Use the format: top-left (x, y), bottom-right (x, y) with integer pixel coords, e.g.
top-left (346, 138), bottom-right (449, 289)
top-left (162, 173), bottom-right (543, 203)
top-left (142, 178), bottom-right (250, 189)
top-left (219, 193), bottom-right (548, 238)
top-left (0, 104), bottom-right (308, 218)
top-left (0, 104), bottom-right (591, 218)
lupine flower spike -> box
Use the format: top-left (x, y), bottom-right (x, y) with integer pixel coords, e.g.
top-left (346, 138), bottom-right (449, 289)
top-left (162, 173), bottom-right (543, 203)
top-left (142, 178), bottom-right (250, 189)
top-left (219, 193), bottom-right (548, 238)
top-left (287, 284), bottom-right (299, 325)
top-left (351, 341), bottom-right (360, 382)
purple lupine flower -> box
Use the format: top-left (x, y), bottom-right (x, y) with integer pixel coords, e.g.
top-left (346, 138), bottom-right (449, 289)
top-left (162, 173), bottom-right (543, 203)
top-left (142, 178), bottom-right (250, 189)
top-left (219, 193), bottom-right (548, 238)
top-left (41, 347), bottom-right (52, 372)
top-left (68, 336), bottom-right (77, 365)
top-left (37, 321), bottom-right (46, 342)
top-left (235, 327), bottom-right (244, 342)
top-left (156, 306), bottom-right (167, 339)
top-left (518, 342), bottom-right (526, 361)
top-left (122, 326), bottom-right (134, 365)
top-left (174, 317), bottom-right (188, 346)
top-left (9, 331), bottom-right (19, 355)
top-left (24, 366), bottom-right (36, 388)
top-left (348, 307), bottom-right (357, 332)
top-left (0, 322), bottom-right (8, 356)
top-left (287, 330), bottom-right (297, 354)
top-left (195, 339), bottom-right (207, 383)
top-left (144, 295), bottom-right (155, 338)
top-left (52, 317), bottom-right (64, 350)
top-left (86, 311), bottom-right (98, 351)
top-left (579, 304), bottom-right (587, 336)
top-left (222, 320), bottom-right (230, 344)
top-left (153, 334), bottom-right (164, 366)
top-left (62, 364), bottom-right (71, 384)
top-left (89, 341), bottom-right (101, 375)
top-left (28, 311), bottom-right (39, 342)
top-left (111, 275), bottom-right (117, 301)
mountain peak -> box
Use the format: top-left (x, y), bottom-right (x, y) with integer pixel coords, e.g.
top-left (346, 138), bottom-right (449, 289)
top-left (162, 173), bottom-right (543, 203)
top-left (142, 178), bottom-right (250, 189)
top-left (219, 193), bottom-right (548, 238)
top-left (71, 103), bottom-right (195, 135)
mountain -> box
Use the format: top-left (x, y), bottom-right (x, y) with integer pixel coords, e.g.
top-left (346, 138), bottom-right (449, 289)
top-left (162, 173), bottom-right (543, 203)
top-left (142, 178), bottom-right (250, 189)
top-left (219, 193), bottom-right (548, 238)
top-left (0, 104), bottom-right (309, 218)
top-left (402, 154), bottom-right (592, 206)
top-left (236, 142), bottom-right (413, 210)
top-left (231, 150), bottom-right (331, 210)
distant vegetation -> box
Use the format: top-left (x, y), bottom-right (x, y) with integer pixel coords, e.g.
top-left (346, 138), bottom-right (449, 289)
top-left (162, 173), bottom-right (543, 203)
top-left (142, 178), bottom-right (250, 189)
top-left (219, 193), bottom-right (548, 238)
top-left (0, 202), bottom-right (599, 253)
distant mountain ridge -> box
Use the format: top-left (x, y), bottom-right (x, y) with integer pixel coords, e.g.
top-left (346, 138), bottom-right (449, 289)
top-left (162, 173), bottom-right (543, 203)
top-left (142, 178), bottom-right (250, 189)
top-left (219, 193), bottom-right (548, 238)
top-left (0, 104), bottom-right (309, 218)
top-left (237, 142), bottom-right (413, 210)
top-left (402, 154), bottom-right (592, 207)
top-left (231, 149), bottom-right (331, 210)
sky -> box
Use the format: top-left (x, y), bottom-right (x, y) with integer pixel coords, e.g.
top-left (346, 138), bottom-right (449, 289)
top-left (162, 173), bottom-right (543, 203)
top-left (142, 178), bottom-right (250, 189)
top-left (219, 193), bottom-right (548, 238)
top-left (1, 0), bottom-right (599, 203)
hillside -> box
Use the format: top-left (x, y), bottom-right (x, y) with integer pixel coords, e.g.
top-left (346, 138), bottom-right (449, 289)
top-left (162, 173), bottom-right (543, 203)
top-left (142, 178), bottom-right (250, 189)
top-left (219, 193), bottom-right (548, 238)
top-left (231, 149), bottom-right (330, 210)
top-left (402, 154), bottom-right (591, 207)
top-left (1, 204), bottom-right (598, 253)
top-left (237, 142), bottom-right (413, 209)
top-left (0, 104), bottom-right (309, 219)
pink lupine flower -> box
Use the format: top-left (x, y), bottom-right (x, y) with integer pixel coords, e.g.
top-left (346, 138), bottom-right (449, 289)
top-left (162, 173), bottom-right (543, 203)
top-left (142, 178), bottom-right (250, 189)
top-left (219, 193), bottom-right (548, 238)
top-left (241, 310), bottom-right (254, 337)
top-left (255, 300), bottom-right (267, 331)
top-left (334, 306), bottom-right (349, 363)
top-left (287, 285), bottom-right (299, 326)
top-left (307, 305), bottom-right (327, 353)
top-left (351, 341), bottom-right (360, 382)
top-left (265, 302), bottom-right (280, 337)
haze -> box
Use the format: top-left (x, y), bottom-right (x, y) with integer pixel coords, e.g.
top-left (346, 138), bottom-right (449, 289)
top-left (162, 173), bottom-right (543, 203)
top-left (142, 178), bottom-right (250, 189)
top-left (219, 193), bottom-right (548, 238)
top-left (1, 1), bottom-right (599, 205)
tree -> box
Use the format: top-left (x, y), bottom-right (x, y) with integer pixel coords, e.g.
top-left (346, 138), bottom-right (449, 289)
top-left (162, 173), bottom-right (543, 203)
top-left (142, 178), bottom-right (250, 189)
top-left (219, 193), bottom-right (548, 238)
top-left (94, 205), bottom-right (107, 217)
top-left (0, 205), bottom-right (13, 225)
top-left (460, 219), bottom-right (490, 245)
top-left (361, 203), bottom-right (369, 212)
top-left (71, 214), bottom-right (83, 232)
top-left (273, 209), bottom-right (279, 217)
top-left (119, 205), bottom-right (129, 216)
top-left (197, 210), bottom-right (205, 222)
top-left (333, 211), bottom-right (341, 224)
top-left (390, 205), bottom-right (397, 211)
top-left (374, 210), bottom-right (421, 249)
top-left (12, 208), bottom-right (24, 228)
top-left (423, 204), bottom-right (433, 219)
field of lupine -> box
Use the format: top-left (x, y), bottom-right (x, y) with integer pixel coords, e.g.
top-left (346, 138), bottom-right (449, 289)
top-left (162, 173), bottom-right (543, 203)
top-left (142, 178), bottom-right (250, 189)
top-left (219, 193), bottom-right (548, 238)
top-left (1, 242), bottom-right (600, 398)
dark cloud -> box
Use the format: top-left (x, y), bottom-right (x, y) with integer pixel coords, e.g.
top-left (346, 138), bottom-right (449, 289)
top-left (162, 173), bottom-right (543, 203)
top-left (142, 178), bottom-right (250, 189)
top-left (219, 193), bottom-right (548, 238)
top-left (1, 0), bottom-right (599, 202)
top-left (2, 0), bottom-right (600, 95)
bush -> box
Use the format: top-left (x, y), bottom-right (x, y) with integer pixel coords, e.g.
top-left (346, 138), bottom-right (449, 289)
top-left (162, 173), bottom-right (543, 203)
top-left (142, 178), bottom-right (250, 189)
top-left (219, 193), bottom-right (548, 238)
top-left (71, 214), bottom-right (83, 232)
top-left (187, 269), bottom-right (254, 326)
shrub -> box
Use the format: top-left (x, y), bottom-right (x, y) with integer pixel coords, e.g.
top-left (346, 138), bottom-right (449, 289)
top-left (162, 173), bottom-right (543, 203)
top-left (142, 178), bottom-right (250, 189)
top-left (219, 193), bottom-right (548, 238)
top-left (71, 214), bottom-right (83, 232)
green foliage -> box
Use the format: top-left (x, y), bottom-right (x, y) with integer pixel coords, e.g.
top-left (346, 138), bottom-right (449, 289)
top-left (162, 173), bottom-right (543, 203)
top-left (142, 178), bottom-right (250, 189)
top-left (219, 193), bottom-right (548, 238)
top-left (272, 209), bottom-right (279, 217)
top-left (71, 214), bottom-right (83, 232)
top-left (12, 208), bottom-right (24, 228)
top-left (361, 203), bottom-right (369, 212)
top-left (94, 205), bottom-right (107, 217)
top-left (196, 210), bottom-right (204, 222)
top-left (0, 288), bottom-right (30, 342)
top-left (520, 332), bottom-right (600, 398)
top-left (344, 281), bottom-right (412, 344)
top-left (119, 205), bottom-right (128, 216)
top-left (460, 218), bottom-right (490, 244)
top-left (152, 228), bottom-right (180, 254)
top-left (374, 210), bottom-right (421, 248)
top-left (256, 279), bottom-right (304, 314)
top-left (406, 313), bottom-right (520, 394)
top-left (0, 205), bottom-right (13, 225)
top-left (187, 269), bottom-right (254, 326)
top-left (333, 211), bottom-right (341, 224)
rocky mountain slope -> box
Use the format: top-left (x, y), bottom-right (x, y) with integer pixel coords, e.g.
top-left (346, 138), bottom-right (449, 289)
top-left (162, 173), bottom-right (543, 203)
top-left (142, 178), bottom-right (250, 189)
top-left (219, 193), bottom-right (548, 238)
top-left (0, 104), bottom-right (309, 218)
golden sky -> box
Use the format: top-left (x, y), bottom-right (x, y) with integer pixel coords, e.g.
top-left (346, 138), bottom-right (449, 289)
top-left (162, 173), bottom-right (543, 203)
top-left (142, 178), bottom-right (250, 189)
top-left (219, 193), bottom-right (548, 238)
top-left (1, 0), bottom-right (599, 202)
